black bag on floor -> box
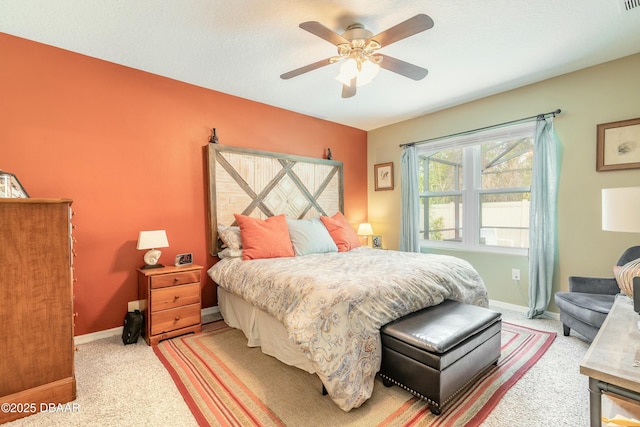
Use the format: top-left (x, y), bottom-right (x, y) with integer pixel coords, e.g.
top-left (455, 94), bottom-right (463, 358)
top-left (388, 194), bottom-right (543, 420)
top-left (122, 310), bottom-right (144, 345)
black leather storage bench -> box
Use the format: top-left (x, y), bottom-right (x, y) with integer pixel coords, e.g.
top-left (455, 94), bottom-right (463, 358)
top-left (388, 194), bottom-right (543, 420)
top-left (379, 299), bottom-right (502, 415)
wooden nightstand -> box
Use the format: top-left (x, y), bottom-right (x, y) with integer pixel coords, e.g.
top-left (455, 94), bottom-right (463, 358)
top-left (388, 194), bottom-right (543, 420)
top-left (137, 264), bottom-right (203, 345)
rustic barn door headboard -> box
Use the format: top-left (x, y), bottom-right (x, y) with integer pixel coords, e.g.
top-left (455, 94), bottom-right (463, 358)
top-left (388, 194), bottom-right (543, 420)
top-left (207, 144), bottom-right (344, 255)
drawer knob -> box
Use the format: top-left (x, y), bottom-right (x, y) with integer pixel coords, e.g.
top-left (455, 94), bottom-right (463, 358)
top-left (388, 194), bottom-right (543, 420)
top-left (173, 296), bottom-right (180, 301)
top-left (173, 278), bottom-right (179, 283)
top-left (174, 316), bottom-right (180, 322)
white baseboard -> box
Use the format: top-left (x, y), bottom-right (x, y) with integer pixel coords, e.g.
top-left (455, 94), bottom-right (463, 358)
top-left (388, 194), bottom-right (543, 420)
top-left (74, 325), bottom-right (122, 346)
top-left (201, 305), bottom-right (220, 318)
top-left (489, 299), bottom-right (559, 320)
top-left (73, 306), bottom-right (221, 346)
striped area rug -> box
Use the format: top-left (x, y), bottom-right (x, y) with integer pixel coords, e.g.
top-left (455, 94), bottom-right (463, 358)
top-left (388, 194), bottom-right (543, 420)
top-left (154, 321), bottom-right (555, 427)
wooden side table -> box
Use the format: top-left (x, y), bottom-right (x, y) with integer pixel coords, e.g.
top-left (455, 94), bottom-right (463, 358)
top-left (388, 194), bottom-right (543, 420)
top-left (137, 264), bottom-right (203, 345)
top-left (580, 295), bottom-right (640, 426)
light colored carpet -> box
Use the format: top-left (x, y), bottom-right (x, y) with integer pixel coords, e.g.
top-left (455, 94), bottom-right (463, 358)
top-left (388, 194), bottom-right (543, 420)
top-left (6, 307), bottom-right (591, 426)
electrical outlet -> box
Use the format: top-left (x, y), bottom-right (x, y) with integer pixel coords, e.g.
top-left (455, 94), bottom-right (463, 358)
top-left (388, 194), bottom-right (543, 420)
top-left (512, 269), bottom-right (521, 281)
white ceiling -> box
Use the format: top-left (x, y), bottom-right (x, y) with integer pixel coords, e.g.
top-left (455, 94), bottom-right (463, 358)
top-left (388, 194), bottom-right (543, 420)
top-left (2, 1), bottom-right (640, 131)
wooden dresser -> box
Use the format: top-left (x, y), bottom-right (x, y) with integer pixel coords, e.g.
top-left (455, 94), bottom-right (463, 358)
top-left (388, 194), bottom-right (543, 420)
top-left (137, 265), bottom-right (203, 345)
top-left (0, 199), bottom-right (76, 424)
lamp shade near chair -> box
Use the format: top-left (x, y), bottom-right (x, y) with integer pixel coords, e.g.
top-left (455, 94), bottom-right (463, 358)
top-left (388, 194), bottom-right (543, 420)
top-left (137, 230), bottom-right (169, 268)
top-left (602, 187), bottom-right (640, 233)
top-left (602, 187), bottom-right (640, 296)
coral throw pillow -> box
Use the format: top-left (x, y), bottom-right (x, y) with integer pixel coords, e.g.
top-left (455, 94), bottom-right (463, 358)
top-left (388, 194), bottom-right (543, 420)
top-left (234, 213), bottom-right (295, 260)
top-left (320, 212), bottom-right (361, 252)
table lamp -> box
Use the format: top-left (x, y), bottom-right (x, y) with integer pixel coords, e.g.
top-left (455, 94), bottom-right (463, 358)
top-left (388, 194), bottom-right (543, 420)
top-left (137, 230), bottom-right (169, 269)
top-left (602, 187), bottom-right (640, 300)
top-left (357, 223), bottom-right (374, 247)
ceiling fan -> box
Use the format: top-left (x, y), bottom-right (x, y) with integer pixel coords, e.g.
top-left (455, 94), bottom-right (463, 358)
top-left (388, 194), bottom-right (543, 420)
top-left (280, 14), bottom-right (434, 98)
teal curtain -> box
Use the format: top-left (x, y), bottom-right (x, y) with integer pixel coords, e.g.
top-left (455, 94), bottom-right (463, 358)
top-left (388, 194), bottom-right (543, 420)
top-left (400, 144), bottom-right (420, 252)
top-left (527, 117), bottom-right (561, 318)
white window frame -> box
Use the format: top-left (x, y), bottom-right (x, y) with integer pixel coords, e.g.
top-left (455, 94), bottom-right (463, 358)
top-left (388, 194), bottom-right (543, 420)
top-left (417, 121), bottom-right (535, 256)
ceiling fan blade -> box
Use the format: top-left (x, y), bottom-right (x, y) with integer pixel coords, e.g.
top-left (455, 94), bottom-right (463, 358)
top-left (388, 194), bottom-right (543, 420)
top-left (371, 14), bottom-right (434, 47)
top-left (341, 78), bottom-right (357, 98)
top-left (299, 21), bottom-right (349, 46)
top-left (379, 54), bottom-right (428, 80)
top-left (280, 58), bottom-right (334, 79)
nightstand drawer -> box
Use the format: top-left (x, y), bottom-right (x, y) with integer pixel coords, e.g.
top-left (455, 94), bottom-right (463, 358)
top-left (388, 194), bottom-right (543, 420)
top-left (150, 283), bottom-right (200, 312)
top-left (150, 270), bottom-right (200, 289)
top-left (150, 303), bottom-right (200, 335)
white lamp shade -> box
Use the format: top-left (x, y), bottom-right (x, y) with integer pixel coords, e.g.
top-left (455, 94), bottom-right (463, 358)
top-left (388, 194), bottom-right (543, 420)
top-left (137, 230), bottom-right (169, 250)
top-left (602, 187), bottom-right (640, 233)
top-left (357, 223), bottom-right (374, 236)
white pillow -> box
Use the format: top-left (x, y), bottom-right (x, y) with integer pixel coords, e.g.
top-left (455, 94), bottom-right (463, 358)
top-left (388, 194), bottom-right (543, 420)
top-left (286, 217), bottom-right (338, 256)
top-left (217, 248), bottom-right (243, 259)
top-left (217, 224), bottom-right (242, 251)
top-left (614, 258), bottom-right (640, 296)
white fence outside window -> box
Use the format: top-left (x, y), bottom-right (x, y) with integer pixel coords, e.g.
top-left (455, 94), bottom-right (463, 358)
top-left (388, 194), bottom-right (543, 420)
top-left (422, 199), bottom-right (530, 248)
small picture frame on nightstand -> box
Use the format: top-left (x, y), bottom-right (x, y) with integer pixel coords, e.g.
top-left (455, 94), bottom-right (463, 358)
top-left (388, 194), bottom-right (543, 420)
top-left (174, 253), bottom-right (193, 266)
top-left (372, 235), bottom-right (382, 249)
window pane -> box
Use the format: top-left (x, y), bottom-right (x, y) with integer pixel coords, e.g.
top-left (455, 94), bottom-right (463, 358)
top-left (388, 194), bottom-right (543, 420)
top-left (479, 192), bottom-right (529, 248)
top-left (481, 138), bottom-right (533, 189)
top-left (417, 122), bottom-right (534, 251)
top-left (421, 195), bottom-right (463, 241)
top-left (423, 149), bottom-right (463, 192)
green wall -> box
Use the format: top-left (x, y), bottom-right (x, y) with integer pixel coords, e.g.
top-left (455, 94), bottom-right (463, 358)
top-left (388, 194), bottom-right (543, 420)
top-left (367, 53), bottom-right (640, 312)
top-left (423, 248), bottom-right (531, 309)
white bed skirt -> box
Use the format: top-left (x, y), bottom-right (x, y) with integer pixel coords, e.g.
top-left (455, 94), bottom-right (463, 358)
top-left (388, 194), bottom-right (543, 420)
top-left (217, 286), bottom-right (315, 374)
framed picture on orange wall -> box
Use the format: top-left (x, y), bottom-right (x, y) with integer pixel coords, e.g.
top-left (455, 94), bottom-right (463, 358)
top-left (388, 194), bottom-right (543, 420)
top-left (374, 162), bottom-right (394, 191)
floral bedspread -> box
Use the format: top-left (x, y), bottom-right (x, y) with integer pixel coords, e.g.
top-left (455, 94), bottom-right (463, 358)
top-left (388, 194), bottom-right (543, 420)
top-left (207, 247), bottom-right (488, 411)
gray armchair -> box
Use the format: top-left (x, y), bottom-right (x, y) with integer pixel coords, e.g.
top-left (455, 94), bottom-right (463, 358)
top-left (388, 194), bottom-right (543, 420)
top-left (554, 246), bottom-right (640, 341)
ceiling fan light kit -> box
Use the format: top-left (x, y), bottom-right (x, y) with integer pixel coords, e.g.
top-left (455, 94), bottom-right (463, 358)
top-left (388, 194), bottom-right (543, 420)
top-left (335, 59), bottom-right (380, 87)
top-left (281, 14), bottom-right (434, 98)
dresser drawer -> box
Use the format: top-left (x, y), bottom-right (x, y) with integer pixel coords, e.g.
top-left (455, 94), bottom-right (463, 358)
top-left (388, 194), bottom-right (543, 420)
top-left (150, 283), bottom-right (200, 313)
top-left (150, 303), bottom-right (200, 335)
top-left (150, 270), bottom-right (200, 289)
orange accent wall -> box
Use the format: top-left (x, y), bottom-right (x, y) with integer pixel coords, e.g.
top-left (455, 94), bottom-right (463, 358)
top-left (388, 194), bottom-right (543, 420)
top-left (0, 33), bottom-right (368, 336)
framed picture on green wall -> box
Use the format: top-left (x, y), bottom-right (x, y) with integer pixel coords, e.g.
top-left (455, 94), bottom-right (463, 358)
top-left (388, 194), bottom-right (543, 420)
top-left (374, 162), bottom-right (394, 191)
top-left (597, 117), bottom-right (640, 171)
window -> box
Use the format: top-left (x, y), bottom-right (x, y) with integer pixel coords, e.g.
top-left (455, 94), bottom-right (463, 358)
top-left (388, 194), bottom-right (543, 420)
top-left (417, 122), bottom-right (535, 252)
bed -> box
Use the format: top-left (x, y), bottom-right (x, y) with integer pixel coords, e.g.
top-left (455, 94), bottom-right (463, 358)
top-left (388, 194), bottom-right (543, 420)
top-left (205, 144), bottom-right (488, 411)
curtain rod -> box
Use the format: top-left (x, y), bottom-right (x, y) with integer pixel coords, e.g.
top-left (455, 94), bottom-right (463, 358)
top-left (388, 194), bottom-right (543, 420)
top-left (399, 108), bottom-right (561, 148)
